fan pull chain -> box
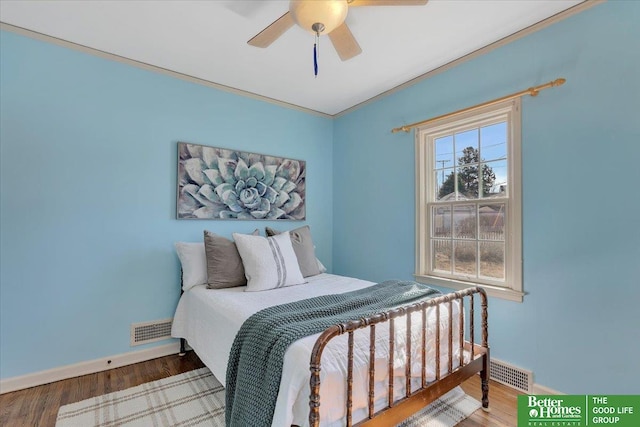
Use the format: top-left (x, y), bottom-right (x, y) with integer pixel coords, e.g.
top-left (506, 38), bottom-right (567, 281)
top-left (313, 31), bottom-right (319, 77)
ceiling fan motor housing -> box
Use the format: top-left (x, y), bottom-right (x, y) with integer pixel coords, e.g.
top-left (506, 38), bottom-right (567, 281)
top-left (289, 0), bottom-right (349, 35)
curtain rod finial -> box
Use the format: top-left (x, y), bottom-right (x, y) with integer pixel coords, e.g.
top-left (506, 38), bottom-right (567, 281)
top-left (391, 126), bottom-right (410, 133)
top-left (553, 78), bottom-right (566, 86)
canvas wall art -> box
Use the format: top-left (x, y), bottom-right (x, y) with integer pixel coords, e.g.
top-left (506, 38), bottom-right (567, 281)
top-left (177, 142), bottom-right (306, 220)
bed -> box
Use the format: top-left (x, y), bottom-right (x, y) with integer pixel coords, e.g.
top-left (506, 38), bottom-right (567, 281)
top-left (171, 272), bottom-right (489, 427)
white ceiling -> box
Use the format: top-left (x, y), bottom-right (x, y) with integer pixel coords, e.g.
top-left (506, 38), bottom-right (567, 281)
top-left (0, 0), bottom-right (584, 116)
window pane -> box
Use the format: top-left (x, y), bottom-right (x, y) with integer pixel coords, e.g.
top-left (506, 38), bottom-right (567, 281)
top-left (453, 204), bottom-right (476, 239)
top-left (454, 129), bottom-right (478, 161)
top-left (432, 240), bottom-right (451, 273)
top-left (434, 135), bottom-right (454, 170)
top-left (480, 122), bottom-right (507, 162)
top-left (479, 204), bottom-right (505, 241)
top-left (480, 242), bottom-right (505, 280)
top-left (435, 169), bottom-right (456, 200)
top-left (455, 134), bottom-right (482, 199)
top-left (454, 241), bottom-right (477, 276)
top-left (457, 162), bottom-right (480, 200)
top-left (482, 159), bottom-right (507, 197)
top-left (432, 206), bottom-right (451, 237)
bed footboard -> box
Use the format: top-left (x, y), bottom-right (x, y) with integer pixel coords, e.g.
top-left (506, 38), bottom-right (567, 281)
top-left (309, 287), bottom-right (489, 427)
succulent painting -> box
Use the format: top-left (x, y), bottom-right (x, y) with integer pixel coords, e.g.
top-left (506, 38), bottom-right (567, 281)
top-left (177, 143), bottom-right (305, 220)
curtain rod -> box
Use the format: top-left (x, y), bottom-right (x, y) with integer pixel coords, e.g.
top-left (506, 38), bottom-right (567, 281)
top-left (391, 78), bottom-right (566, 133)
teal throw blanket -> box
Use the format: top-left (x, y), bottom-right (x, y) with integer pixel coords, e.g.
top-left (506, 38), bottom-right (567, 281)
top-left (225, 280), bottom-right (441, 427)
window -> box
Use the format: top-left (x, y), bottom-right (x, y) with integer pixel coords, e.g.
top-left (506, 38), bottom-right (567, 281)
top-left (415, 99), bottom-right (523, 302)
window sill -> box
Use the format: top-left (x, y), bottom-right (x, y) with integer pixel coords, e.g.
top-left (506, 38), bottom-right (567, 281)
top-left (414, 274), bottom-right (524, 303)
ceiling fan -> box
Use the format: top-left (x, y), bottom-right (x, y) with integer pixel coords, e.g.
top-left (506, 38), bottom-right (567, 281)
top-left (247, 0), bottom-right (429, 62)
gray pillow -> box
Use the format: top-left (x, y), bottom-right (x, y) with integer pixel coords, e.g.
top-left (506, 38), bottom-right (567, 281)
top-left (265, 225), bottom-right (321, 277)
top-left (204, 230), bottom-right (259, 289)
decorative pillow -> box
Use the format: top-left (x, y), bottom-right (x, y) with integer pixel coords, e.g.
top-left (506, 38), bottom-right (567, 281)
top-left (204, 230), bottom-right (259, 289)
top-left (265, 225), bottom-right (321, 277)
top-left (175, 242), bottom-right (207, 291)
top-left (233, 232), bottom-right (305, 292)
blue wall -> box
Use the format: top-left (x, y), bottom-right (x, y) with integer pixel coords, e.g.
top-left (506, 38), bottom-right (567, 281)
top-left (0, 31), bottom-right (333, 379)
top-left (333, 1), bottom-right (639, 393)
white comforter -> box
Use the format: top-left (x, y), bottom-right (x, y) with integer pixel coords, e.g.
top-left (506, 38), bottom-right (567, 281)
top-left (171, 274), bottom-right (465, 427)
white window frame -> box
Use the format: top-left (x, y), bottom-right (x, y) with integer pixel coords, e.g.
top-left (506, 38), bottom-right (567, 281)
top-left (415, 99), bottom-right (523, 302)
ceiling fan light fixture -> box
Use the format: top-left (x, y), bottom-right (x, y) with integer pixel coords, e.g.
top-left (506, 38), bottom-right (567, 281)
top-left (289, 0), bottom-right (348, 35)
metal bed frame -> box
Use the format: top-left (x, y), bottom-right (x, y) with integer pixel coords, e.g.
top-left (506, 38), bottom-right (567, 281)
top-left (308, 287), bottom-right (489, 427)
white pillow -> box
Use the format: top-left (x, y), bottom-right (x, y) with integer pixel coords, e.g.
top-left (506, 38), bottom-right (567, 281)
top-left (317, 258), bottom-right (327, 273)
top-left (233, 232), bottom-right (305, 292)
top-left (175, 242), bottom-right (207, 291)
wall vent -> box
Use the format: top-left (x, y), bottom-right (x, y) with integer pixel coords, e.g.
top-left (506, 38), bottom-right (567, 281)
top-left (130, 319), bottom-right (173, 346)
top-left (490, 358), bottom-right (533, 393)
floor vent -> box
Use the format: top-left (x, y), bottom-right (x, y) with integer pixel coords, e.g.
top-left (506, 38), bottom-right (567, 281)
top-left (130, 319), bottom-right (173, 346)
top-left (490, 358), bottom-right (533, 393)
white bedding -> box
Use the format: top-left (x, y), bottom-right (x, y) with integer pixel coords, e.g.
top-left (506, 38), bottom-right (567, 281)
top-left (171, 273), bottom-right (467, 427)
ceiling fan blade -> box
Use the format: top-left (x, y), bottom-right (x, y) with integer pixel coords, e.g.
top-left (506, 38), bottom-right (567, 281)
top-left (348, 0), bottom-right (428, 6)
top-left (247, 12), bottom-right (295, 48)
top-left (329, 23), bottom-right (362, 61)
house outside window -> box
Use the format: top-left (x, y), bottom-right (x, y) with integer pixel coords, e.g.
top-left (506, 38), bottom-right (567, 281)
top-left (415, 99), bottom-right (523, 302)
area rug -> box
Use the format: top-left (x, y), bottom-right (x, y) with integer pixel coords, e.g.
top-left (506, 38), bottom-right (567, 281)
top-left (56, 368), bottom-right (480, 426)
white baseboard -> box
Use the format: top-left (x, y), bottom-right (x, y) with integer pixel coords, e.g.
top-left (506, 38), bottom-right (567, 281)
top-left (533, 383), bottom-right (564, 395)
top-left (0, 341), bottom-right (181, 394)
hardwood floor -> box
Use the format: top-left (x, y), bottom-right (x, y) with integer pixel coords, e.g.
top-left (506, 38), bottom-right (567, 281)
top-left (0, 352), bottom-right (205, 427)
top-left (459, 375), bottom-right (522, 427)
top-left (0, 352), bottom-right (520, 426)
